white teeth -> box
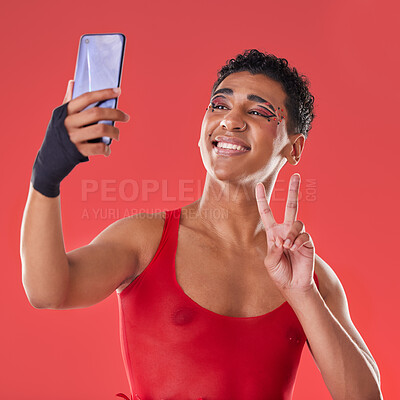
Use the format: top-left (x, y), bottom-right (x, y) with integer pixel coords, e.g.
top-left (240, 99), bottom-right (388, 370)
top-left (216, 142), bottom-right (248, 151)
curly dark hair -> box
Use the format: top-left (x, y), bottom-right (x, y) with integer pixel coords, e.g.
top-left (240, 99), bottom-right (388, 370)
top-left (211, 49), bottom-right (315, 139)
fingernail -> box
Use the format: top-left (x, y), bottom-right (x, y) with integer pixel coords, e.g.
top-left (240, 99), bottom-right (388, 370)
top-left (284, 239), bottom-right (291, 248)
top-left (290, 244), bottom-right (297, 251)
top-left (113, 87), bottom-right (121, 93)
top-left (256, 183), bottom-right (264, 197)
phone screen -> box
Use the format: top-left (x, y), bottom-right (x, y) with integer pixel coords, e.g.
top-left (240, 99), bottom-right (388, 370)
top-left (72, 33), bottom-right (126, 144)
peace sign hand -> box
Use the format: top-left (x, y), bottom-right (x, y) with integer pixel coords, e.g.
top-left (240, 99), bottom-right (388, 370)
top-left (256, 173), bottom-right (315, 295)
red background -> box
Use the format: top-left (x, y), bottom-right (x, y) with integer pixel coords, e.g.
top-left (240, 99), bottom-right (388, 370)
top-left (0, 0), bottom-right (398, 398)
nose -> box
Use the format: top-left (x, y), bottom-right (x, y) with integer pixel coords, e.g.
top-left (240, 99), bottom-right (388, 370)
top-left (220, 111), bottom-right (247, 132)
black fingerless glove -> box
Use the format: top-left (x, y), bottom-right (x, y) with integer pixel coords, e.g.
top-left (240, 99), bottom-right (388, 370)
top-left (30, 102), bottom-right (89, 197)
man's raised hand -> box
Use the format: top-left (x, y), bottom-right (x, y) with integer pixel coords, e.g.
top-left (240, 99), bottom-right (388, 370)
top-left (63, 81), bottom-right (130, 157)
top-left (30, 81), bottom-right (130, 197)
top-left (255, 173), bottom-right (315, 294)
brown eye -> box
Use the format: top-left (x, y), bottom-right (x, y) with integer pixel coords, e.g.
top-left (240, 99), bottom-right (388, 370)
top-left (250, 109), bottom-right (274, 118)
top-left (211, 102), bottom-right (228, 110)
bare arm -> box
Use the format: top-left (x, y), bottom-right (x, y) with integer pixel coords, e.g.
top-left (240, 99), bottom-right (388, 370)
top-left (20, 184), bottom-right (142, 309)
top-left (256, 175), bottom-right (382, 399)
top-left (20, 185), bottom-right (70, 308)
top-left (290, 254), bottom-right (382, 400)
top-left (20, 82), bottom-right (130, 309)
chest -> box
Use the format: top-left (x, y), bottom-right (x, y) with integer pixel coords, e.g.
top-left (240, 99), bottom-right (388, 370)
top-left (175, 227), bottom-right (287, 318)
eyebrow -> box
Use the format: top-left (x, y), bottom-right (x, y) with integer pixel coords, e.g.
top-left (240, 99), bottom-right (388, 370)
top-left (211, 88), bottom-right (276, 112)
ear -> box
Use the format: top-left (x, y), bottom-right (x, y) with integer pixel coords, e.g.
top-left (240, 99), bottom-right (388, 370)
top-left (286, 134), bottom-right (305, 165)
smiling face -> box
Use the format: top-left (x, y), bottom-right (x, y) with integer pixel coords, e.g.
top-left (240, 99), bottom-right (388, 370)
top-left (199, 71), bottom-right (304, 184)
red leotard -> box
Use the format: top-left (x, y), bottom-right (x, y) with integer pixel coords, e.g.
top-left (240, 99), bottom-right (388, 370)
top-left (116, 208), bottom-right (319, 400)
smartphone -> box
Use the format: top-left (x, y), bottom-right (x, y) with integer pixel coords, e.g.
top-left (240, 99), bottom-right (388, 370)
top-left (72, 33), bottom-right (126, 145)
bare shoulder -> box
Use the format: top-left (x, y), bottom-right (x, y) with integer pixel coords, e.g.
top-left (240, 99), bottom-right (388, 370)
top-left (106, 210), bottom-right (166, 293)
top-left (93, 210), bottom-right (166, 249)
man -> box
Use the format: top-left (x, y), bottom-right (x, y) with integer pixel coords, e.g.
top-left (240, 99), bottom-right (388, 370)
top-left (21, 49), bottom-right (382, 399)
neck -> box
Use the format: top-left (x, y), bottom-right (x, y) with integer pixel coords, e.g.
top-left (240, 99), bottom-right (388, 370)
top-left (192, 172), bottom-right (279, 248)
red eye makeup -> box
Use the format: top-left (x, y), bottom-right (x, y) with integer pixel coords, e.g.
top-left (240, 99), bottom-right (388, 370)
top-left (208, 91), bottom-right (285, 125)
top-left (208, 95), bottom-right (228, 112)
top-left (256, 104), bottom-right (276, 118)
